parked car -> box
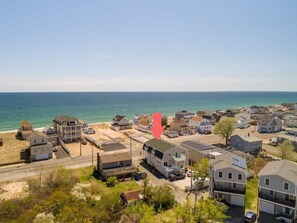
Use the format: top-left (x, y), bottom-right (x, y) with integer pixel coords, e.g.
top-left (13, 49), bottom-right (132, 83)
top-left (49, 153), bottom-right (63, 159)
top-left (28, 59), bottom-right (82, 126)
top-left (187, 170), bottom-right (198, 177)
top-left (134, 172), bottom-right (147, 181)
top-left (244, 211), bottom-right (257, 223)
top-left (169, 172), bottom-right (185, 181)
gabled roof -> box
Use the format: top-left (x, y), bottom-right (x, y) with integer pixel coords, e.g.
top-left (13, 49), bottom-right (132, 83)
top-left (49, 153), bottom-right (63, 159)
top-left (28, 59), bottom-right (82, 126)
top-left (210, 152), bottom-right (249, 173)
top-left (54, 115), bottom-right (78, 123)
top-left (120, 189), bottom-right (142, 204)
top-left (145, 138), bottom-right (176, 153)
top-left (99, 152), bottom-right (131, 164)
top-left (259, 115), bottom-right (278, 123)
top-left (30, 131), bottom-right (48, 139)
top-left (231, 134), bottom-right (262, 143)
top-left (21, 120), bottom-right (32, 127)
top-left (258, 160), bottom-right (297, 183)
top-left (191, 116), bottom-right (204, 122)
top-left (113, 115), bottom-right (126, 122)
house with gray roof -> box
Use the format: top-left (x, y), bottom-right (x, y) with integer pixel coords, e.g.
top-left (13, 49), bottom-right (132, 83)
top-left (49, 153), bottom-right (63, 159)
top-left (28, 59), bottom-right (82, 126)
top-left (229, 134), bottom-right (262, 154)
top-left (180, 140), bottom-right (223, 164)
top-left (111, 115), bottom-right (132, 131)
top-left (143, 139), bottom-right (188, 178)
top-left (257, 116), bottom-right (282, 133)
top-left (209, 152), bottom-right (249, 207)
top-left (258, 160), bottom-right (297, 222)
top-left (53, 115), bottom-right (82, 143)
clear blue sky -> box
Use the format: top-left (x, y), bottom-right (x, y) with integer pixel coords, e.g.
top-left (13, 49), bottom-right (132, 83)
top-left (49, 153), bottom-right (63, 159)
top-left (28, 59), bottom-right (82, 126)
top-left (1, 0), bottom-right (297, 92)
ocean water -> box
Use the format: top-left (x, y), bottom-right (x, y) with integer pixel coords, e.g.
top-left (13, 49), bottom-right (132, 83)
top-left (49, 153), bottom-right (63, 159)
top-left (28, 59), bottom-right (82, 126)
top-left (0, 92), bottom-right (296, 131)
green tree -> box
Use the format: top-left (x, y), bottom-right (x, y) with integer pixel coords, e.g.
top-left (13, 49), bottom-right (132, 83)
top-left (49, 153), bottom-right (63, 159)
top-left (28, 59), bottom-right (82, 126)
top-left (122, 202), bottom-right (155, 223)
top-left (146, 185), bottom-right (175, 211)
top-left (194, 198), bottom-right (229, 223)
top-left (174, 198), bottom-right (228, 223)
top-left (106, 176), bottom-right (117, 187)
top-left (213, 117), bottom-right (236, 145)
top-left (162, 116), bottom-right (168, 127)
top-left (192, 158), bottom-right (209, 202)
top-left (173, 200), bottom-right (196, 223)
top-left (278, 139), bottom-right (295, 160)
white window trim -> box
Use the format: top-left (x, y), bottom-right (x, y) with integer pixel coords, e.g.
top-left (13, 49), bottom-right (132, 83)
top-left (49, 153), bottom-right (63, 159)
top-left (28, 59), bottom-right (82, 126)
top-left (283, 182), bottom-right (290, 190)
top-left (228, 172), bottom-right (233, 179)
top-left (238, 173), bottom-right (242, 180)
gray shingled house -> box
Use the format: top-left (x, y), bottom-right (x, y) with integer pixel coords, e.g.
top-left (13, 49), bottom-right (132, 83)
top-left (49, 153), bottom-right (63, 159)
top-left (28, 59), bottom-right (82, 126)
top-left (258, 160), bottom-right (297, 222)
top-left (229, 134), bottom-right (262, 153)
top-left (209, 152), bottom-right (249, 207)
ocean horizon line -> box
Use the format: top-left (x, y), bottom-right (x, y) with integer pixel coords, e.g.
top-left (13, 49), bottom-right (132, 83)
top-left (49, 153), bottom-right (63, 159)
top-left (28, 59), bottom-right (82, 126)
top-left (1, 90), bottom-right (297, 94)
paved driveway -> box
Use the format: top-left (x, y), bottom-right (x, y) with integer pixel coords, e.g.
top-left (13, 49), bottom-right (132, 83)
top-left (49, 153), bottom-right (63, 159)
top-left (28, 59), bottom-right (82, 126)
top-left (225, 206), bottom-right (245, 223)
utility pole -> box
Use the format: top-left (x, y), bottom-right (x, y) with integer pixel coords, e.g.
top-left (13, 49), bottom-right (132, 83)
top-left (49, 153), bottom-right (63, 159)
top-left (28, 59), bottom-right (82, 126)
top-left (91, 145), bottom-right (94, 166)
top-left (80, 140), bottom-right (82, 156)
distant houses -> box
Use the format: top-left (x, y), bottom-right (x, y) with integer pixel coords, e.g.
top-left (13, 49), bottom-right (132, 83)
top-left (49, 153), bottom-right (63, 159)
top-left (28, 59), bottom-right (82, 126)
top-left (284, 115), bottom-right (297, 128)
top-left (19, 120), bottom-right (33, 140)
top-left (43, 126), bottom-right (58, 146)
top-left (229, 134), bottom-right (262, 154)
top-left (29, 131), bottom-right (53, 161)
top-left (111, 115), bottom-right (132, 131)
top-left (257, 116), bottom-right (282, 133)
top-left (143, 139), bottom-right (188, 178)
top-left (170, 117), bottom-right (192, 136)
top-left (136, 115), bottom-right (152, 132)
top-left (188, 116), bottom-right (212, 134)
top-left (53, 115), bottom-right (82, 143)
top-left (234, 113), bottom-right (250, 129)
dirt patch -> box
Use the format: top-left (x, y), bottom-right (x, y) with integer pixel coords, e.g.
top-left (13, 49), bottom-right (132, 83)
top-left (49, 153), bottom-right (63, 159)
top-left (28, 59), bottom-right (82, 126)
top-left (0, 181), bottom-right (29, 201)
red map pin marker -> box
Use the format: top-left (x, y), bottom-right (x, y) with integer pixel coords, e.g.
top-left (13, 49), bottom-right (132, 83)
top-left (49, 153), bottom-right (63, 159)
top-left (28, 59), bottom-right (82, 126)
top-left (151, 112), bottom-right (164, 140)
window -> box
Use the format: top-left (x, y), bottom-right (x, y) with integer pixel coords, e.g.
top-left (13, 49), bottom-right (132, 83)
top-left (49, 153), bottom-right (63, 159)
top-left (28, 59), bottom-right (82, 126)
top-left (269, 190), bottom-right (274, 196)
top-left (284, 207), bottom-right (290, 215)
top-left (164, 162), bottom-right (167, 167)
top-left (265, 178), bottom-right (270, 186)
top-left (232, 183), bottom-right (237, 188)
top-left (228, 173), bottom-right (232, 179)
top-left (42, 139), bottom-right (44, 142)
top-left (284, 182), bottom-right (289, 190)
top-left (219, 172), bottom-right (223, 178)
top-left (238, 174), bottom-right (242, 180)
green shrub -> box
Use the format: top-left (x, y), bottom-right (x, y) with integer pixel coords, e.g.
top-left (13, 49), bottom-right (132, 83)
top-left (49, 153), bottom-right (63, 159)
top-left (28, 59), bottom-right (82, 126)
top-left (106, 177), bottom-right (117, 187)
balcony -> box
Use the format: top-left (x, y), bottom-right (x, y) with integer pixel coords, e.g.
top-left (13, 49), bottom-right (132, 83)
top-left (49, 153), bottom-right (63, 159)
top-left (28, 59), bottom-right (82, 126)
top-left (274, 212), bottom-right (294, 221)
top-left (259, 192), bottom-right (296, 208)
top-left (172, 155), bottom-right (186, 162)
top-left (213, 186), bottom-right (245, 195)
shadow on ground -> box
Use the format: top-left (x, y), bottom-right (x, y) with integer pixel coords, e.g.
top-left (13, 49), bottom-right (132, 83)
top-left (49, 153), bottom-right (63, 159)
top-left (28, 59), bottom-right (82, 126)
top-left (139, 161), bottom-right (165, 180)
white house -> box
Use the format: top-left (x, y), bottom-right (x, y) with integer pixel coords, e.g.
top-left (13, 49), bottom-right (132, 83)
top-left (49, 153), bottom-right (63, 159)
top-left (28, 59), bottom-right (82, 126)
top-left (235, 113), bottom-right (250, 129)
top-left (284, 115), bottom-right (297, 128)
top-left (189, 116), bottom-right (212, 133)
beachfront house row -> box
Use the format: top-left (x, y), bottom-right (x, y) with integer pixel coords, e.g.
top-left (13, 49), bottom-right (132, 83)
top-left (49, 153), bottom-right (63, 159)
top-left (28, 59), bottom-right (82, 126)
top-left (257, 116), bottom-right (282, 133)
top-left (53, 115), bottom-right (82, 143)
top-left (234, 113), bottom-right (250, 129)
top-left (170, 117), bottom-right (193, 136)
top-left (29, 131), bottom-right (53, 161)
top-left (284, 115), bottom-right (297, 128)
top-left (258, 160), bottom-right (297, 223)
top-left (136, 115), bottom-right (152, 132)
top-left (180, 140), bottom-right (223, 164)
top-left (111, 115), bottom-right (132, 131)
top-left (97, 152), bottom-right (137, 180)
top-left (188, 116), bottom-right (212, 134)
top-left (19, 120), bottom-right (33, 140)
top-left (209, 153), bottom-right (248, 207)
top-left (143, 139), bottom-right (188, 178)
top-left (229, 134), bottom-right (262, 154)
top-left (175, 110), bottom-right (195, 122)
top-left (249, 105), bottom-right (269, 114)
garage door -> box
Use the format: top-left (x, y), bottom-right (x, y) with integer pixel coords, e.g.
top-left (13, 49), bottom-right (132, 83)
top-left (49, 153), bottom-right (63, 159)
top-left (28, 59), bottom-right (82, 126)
top-left (36, 154), bottom-right (49, 160)
top-left (260, 200), bottom-right (274, 214)
top-left (230, 195), bottom-right (244, 206)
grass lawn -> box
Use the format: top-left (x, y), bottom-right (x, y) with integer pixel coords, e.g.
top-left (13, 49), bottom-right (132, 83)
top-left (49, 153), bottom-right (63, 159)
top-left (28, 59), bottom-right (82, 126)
top-left (245, 177), bottom-right (258, 211)
top-left (0, 132), bottom-right (29, 165)
top-left (72, 166), bottom-right (141, 195)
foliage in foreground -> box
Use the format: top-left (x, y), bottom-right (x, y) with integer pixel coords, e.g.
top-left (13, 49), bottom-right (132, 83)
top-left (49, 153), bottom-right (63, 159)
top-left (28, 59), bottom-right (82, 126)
top-left (174, 198), bottom-right (229, 223)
